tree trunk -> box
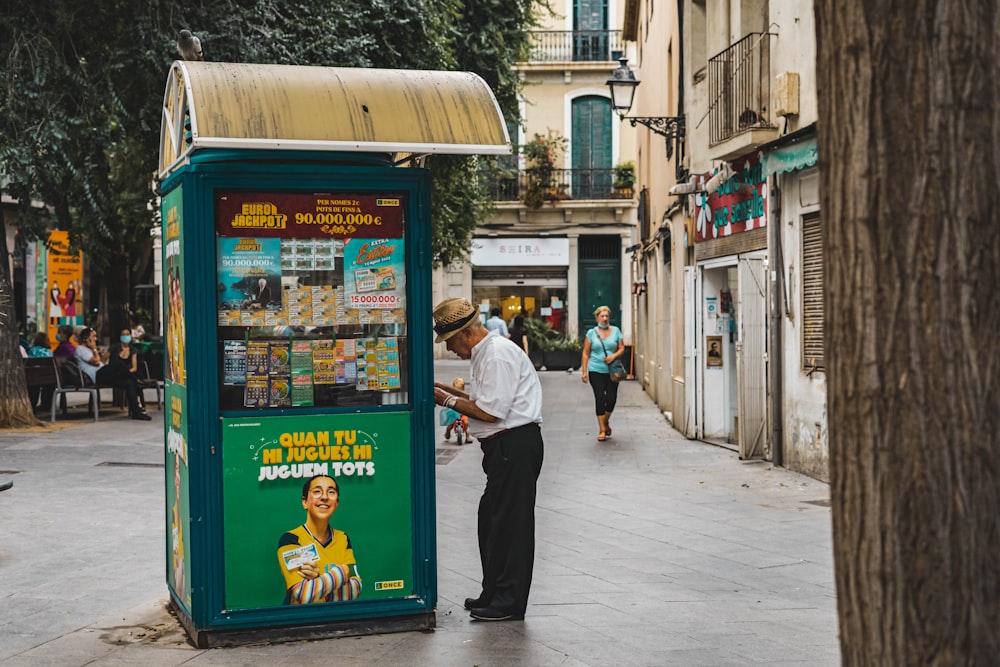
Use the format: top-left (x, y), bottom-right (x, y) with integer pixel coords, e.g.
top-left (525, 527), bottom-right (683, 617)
top-left (0, 209), bottom-right (42, 428)
top-left (815, 1), bottom-right (1000, 663)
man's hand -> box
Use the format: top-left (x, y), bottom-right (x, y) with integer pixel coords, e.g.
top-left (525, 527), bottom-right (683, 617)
top-left (298, 561), bottom-right (320, 580)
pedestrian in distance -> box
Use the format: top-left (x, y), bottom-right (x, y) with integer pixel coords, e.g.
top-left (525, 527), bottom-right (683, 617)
top-left (580, 305), bottom-right (625, 441)
top-left (432, 297), bottom-right (544, 622)
top-left (507, 315), bottom-right (530, 354)
top-left (484, 306), bottom-right (508, 338)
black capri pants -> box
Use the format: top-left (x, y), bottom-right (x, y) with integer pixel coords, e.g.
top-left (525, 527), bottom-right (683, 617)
top-left (588, 371), bottom-right (620, 415)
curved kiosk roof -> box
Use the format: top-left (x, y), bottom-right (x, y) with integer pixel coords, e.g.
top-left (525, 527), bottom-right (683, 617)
top-left (158, 61), bottom-right (510, 178)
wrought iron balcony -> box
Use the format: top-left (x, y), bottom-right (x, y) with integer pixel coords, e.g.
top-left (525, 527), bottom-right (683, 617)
top-left (707, 32), bottom-right (776, 145)
top-left (527, 30), bottom-right (624, 63)
top-left (486, 168), bottom-right (632, 203)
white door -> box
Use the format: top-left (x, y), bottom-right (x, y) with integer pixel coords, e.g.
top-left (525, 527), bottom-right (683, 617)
top-left (683, 266), bottom-right (699, 438)
top-left (737, 254), bottom-right (767, 459)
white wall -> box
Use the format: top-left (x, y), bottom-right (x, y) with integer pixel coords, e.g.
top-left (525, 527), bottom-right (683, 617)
top-left (777, 167), bottom-right (827, 479)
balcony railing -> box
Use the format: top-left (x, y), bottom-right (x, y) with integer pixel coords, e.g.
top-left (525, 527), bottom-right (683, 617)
top-left (486, 168), bottom-right (631, 203)
top-left (527, 30), bottom-right (624, 63)
top-left (707, 32), bottom-right (775, 145)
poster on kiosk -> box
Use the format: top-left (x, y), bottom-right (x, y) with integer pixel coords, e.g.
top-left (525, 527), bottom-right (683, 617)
top-left (214, 191), bottom-right (414, 611)
top-left (157, 60), bottom-right (511, 646)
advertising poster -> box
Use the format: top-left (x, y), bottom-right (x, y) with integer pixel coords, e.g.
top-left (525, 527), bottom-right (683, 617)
top-left (44, 231), bottom-right (84, 347)
top-left (343, 238), bottom-right (406, 310)
top-left (164, 190), bottom-right (188, 386)
top-left (694, 155), bottom-right (767, 242)
top-left (216, 192), bottom-right (404, 239)
top-left (217, 237), bottom-right (283, 317)
top-left (162, 186), bottom-right (192, 610)
top-left (221, 412), bottom-right (414, 610)
top-left (166, 389), bottom-right (191, 611)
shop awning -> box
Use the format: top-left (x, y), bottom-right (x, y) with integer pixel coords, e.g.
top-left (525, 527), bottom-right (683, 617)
top-left (159, 61), bottom-right (511, 178)
top-left (761, 137), bottom-right (818, 178)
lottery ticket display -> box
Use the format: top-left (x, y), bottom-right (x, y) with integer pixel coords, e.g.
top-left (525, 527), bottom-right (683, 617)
top-left (215, 191), bottom-right (408, 410)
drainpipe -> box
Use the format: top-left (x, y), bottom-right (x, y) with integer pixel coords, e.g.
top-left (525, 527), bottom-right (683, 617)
top-left (768, 174), bottom-right (783, 466)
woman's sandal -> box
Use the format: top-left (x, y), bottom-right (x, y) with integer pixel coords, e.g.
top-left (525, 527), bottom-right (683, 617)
top-left (597, 432), bottom-right (607, 442)
top-left (605, 425), bottom-right (612, 438)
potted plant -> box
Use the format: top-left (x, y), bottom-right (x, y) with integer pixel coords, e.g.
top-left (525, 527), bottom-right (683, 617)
top-left (541, 334), bottom-right (582, 371)
top-left (613, 161), bottom-right (635, 198)
top-left (522, 132), bottom-right (568, 209)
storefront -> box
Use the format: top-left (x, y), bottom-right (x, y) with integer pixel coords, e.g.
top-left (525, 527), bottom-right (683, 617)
top-left (688, 155), bottom-right (768, 459)
top-left (470, 236), bottom-right (570, 333)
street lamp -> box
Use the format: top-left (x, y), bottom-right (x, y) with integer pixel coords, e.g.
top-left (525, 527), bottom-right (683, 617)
top-left (606, 57), bottom-right (684, 159)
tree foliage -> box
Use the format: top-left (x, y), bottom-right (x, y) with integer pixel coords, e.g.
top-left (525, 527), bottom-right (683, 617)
top-left (0, 0), bottom-right (542, 426)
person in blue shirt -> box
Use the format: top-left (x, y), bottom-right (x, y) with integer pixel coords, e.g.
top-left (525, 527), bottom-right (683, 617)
top-left (484, 307), bottom-right (508, 338)
top-left (580, 306), bottom-right (625, 441)
top-left (28, 332), bottom-right (53, 358)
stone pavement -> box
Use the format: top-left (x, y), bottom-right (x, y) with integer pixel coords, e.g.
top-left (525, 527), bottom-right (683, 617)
top-left (0, 362), bottom-right (839, 666)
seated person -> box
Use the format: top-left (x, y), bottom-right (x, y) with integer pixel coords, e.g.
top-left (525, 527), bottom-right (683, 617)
top-left (28, 332), bottom-right (53, 357)
top-left (74, 327), bottom-right (151, 421)
top-left (26, 331), bottom-right (55, 413)
top-left (53, 325), bottom-right (77, 360)
top-left (277, 475), bottom-right (362, 604)
top-left (129, 316), bottom-right (146, 341)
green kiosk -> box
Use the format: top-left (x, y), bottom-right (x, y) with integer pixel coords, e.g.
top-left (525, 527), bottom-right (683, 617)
top-left (156, 61), bottom-right (509, 647)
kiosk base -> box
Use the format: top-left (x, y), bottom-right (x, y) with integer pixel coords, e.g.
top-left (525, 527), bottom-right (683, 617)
top-left (172, 601), bottom-right (436, 649)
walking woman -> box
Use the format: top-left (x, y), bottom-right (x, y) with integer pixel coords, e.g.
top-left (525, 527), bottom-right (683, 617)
top-left (580, 305), bottom-right (625, 441)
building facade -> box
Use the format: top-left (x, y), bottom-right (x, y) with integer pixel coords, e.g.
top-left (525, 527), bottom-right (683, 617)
top-left (623, 0), bottom-right (828, 479)
top-left (432, 0), bottom-right (638, 356)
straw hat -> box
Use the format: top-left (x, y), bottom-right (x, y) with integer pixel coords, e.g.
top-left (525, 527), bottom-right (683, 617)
top-left (432, 298), bottom-right (479, 343)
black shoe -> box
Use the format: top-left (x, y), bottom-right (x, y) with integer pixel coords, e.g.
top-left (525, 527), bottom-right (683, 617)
top-left (131, 412), bottom-right (152, 421)
top-left (464, 596), bottom-right (487, 610)
top-left (470, 606), bottom-right (523, 621)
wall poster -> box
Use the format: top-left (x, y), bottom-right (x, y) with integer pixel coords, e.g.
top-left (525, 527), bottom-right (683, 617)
top-left (43, 231), bottom-right (84, 347)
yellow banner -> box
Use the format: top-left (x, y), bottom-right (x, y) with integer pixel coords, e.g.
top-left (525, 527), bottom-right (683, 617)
top-left (45, 231), bottom-right (84, 346)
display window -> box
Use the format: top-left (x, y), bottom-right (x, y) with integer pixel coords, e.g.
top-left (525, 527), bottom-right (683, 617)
top-left (215, 191), bottom-right (408, 411)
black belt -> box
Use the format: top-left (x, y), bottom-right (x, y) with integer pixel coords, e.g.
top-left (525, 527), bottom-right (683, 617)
top-left (479, 422), bottom-right (537, 442)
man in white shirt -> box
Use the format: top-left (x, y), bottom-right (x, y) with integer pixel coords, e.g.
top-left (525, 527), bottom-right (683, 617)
top-left (432, 298), bottom-right (544, 622)
top-left (484, 307), bottom-right (508, 338)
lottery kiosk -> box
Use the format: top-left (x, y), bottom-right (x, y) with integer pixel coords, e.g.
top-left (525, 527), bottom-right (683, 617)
top-left (156, 61), bottom-right (509, 647)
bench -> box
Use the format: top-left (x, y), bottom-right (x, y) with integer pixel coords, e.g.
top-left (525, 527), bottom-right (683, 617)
top-left (53, 357), bottom-right (115, 421)
top-left (23, 357), bottom-right (101, 422)
top-left (138, 360), bottom-right (163, 410)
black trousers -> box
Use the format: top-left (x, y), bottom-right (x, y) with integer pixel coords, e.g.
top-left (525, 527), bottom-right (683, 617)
top-left (588, 371), bottom-right (620, 415)
top-left (96, 365), bottom-right (142, 414)
top-left (477, 422), bottom-right (544, 615)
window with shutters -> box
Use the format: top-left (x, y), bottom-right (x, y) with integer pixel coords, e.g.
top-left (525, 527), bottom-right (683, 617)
top-left (801, 212), bottom-right (824, 372)
top-left (571, 96), bottom-right (613, 198)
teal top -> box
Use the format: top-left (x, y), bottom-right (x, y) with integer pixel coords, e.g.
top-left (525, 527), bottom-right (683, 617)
top-left (585, 326), bottom-right (623, 374)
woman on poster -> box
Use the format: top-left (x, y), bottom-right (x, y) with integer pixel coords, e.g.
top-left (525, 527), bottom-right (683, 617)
top-left (277, 475), bottom-right (362, 604)
top-left (62, 280), bottom-right (78, 318)
top-left (49, 283), bottom-right (62, 325)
